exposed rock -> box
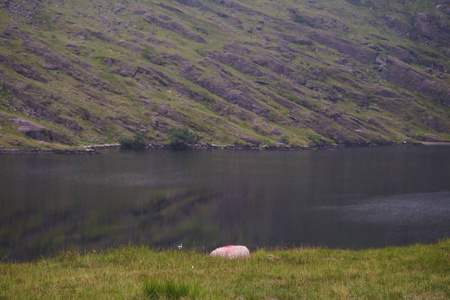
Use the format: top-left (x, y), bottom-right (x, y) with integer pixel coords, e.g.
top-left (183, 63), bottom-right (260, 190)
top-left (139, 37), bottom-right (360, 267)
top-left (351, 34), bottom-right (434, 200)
top-left (117, 40), bottom-right (143, 53)
top-left (380, 15), bottom-right (410, 37)
top-left (436, 4), bottom-right (450, 14)
top-left (117, 62), bottom-right (137, 77)
top-left (279, 34), bottom-right (314, 46)
top-left (252, 56), bottom-right (305, 84)
top-left (159, 3), bottom-right (184, 14)
top-left (9, 117), bottom-right (72, 144)
top-left (380, 44), bottom-right (414, 64)
top-left (9, 116), bottom-right (45, 132)
top-left (11, 63), bottom-right (48, 83)
top-left (113, 6), bottom-right (126, 14)
top-left (270, 127), bottom-right (282, 136)
top-left (345, 0), bottom-right (374, 7)
top-left (411, 13), bottom-right (450, 47)
top-left (193, 75), bottom-right (270, 117)
top-left (214, 0), bottom-right (261, 16)
top-left (209, 52), bottom-right (264, 77)
top-left (223, 43), bottom-right (252, 55)
top-left (22, 41), bottom-right (71, 69)
top-left (70, 57), bottom-right (94, 71)
top-left (310, 33), bottom-right (378, 64)
top-left (173, 0), bottom-right (215, 13)
top-left (386, 59), bottom-right (450, 106)
top-left (79, 29), bottom-right (112, 42)
top-left (5, 0), bottom-right (42, 26)
top-left (26, 128), bottom-right (72, 144)
top-left (290, 9), bottom-right (347, 31)
top-left (239, 135), bottom-right (262, 146)
top-left (143, 13), bottom-right (206, 43)
top-left (133, 9), bottom-right (147, 15)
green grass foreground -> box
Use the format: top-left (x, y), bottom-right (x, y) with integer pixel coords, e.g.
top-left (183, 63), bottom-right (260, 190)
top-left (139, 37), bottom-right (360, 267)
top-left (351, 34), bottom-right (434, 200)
top-left (1, 240), bottom-right (449, 299)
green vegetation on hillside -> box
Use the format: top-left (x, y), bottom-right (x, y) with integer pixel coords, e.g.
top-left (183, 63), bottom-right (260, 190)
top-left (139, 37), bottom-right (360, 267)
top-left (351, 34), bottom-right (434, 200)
top-left (0, 0), bottom-right (449, 150)
top-left (168, 126), bottom-right (198, 149)
top-left (1, 239), bottom-right (449, 299)
top-left (119, 131), bottom-right (147, 149)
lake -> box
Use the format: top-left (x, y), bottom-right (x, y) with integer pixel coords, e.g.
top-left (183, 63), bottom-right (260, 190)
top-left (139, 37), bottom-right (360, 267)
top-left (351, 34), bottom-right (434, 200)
top-left (1, 145), bottom-right (449, 261)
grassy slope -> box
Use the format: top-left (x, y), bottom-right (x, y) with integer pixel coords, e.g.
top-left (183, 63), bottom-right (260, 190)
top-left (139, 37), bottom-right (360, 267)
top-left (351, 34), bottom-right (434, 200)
top-left (0, 0), bottom-right (449, 149)
top-left (1, 239), bottom-right (449, 299)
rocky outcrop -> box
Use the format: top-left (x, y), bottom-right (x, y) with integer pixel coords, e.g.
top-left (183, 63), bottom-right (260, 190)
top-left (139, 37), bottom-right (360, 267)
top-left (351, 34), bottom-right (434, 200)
top-left (9, 117), bottom-right (72, 144)
top-left (3, 0), bottom-right (42, 26)
top-left (310, 33), bottom-right (378, 64)
top-left (381, 10), bottom-right (449, 49)
top-left (385, 59), bottom-right (450, 106)
top-left (22, 41), bottom-right (71, 69)
top-left (209, 51), bottom-right (264, 77)
top-left (194, 75), bottom-right (270, 118)
top-left (143, 13), bottom-right (206, 43)
top-left (279, 34), bottom-right (314, 46)
top-left (11, 63), bottom-right (48, 83)
top-left (173, 0), bottom-right (215, 13)
top-left (412, 13), bottom-right (450, 47)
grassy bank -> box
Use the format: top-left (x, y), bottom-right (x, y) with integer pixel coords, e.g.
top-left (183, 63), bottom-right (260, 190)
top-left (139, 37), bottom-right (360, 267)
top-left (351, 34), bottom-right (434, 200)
top-left (1, 240), bottom-right (449, 299)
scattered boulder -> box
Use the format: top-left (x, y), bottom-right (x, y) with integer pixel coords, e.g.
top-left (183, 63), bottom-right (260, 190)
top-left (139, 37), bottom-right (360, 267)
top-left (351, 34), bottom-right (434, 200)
top-left (117, 62), bottom-right (137, 77)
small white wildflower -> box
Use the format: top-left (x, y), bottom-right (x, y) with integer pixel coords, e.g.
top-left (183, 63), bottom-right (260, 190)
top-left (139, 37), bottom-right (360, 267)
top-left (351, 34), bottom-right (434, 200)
top-left (192, 265), bottom-right (194, 269)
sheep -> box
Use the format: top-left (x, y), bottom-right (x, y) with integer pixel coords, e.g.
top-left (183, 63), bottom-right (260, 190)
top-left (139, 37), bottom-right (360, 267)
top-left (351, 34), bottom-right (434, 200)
top-left (210, 245), bottom-right (250, 259)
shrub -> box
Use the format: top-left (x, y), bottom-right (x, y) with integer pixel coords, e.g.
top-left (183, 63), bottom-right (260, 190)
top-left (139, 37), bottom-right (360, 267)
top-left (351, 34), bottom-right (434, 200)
top-left (261, 139), bottom-right (271, 146)
top-left (119, 132), bottom-right (146, 149)
top-left (280, 135), bottom-right (290, 144)
top-left (168, 126), bottom-right (197, 149)
top-left (293, 14), bottom-right (310, 25)
top-left (308, 134), bottom-right (322, 146)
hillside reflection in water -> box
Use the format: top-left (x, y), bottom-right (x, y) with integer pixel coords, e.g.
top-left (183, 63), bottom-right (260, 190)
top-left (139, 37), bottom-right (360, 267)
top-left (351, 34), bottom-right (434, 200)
top-left (1, 146), bottom-right (449, 261)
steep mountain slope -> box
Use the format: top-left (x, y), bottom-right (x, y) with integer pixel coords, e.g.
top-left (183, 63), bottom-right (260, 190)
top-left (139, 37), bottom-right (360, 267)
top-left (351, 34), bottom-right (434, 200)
top-left (0, 0), bottom-right (449, 150)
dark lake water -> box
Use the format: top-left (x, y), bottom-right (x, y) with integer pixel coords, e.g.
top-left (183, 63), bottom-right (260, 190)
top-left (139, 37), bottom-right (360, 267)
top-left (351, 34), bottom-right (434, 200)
top-left (1, 145), bottom-right (449, 261)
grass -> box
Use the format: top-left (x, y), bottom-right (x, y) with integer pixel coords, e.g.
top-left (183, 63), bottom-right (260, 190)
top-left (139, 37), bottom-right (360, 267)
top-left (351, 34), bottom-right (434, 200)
top-left (1, 239), bottom-right (449, 299)
top-left (143, 278), bottom-right (201, 299)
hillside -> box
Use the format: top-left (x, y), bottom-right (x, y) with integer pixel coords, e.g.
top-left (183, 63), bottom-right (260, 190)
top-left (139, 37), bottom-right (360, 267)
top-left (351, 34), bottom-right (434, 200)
top-left (0, 0), bottom-right (449, 150)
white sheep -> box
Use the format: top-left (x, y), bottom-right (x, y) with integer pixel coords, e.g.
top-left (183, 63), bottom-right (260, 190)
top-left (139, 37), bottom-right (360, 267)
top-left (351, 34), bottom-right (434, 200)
top-left (210, 245), bottom-right (250, 259)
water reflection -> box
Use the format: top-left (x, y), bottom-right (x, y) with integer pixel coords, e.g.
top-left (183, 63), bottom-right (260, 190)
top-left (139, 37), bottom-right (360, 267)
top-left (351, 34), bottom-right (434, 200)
top-left (0, 146), bottom-right (449, 261)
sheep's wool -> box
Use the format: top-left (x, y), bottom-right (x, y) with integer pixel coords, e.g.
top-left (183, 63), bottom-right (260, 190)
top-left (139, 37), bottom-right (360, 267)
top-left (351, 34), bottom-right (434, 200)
top-left (210, 245), bottom-right (250, 259)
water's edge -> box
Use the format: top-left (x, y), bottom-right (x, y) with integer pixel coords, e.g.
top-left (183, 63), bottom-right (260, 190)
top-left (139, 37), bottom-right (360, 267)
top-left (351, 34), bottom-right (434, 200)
top-left (0, 140), bottom-right (434, 155)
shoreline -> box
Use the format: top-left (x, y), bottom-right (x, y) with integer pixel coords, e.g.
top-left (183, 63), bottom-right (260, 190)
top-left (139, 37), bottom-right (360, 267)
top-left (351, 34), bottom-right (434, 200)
top-left (0, 140), bottom-right (439, 155)
top-left (420, 141), bottom-right (450, 146)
